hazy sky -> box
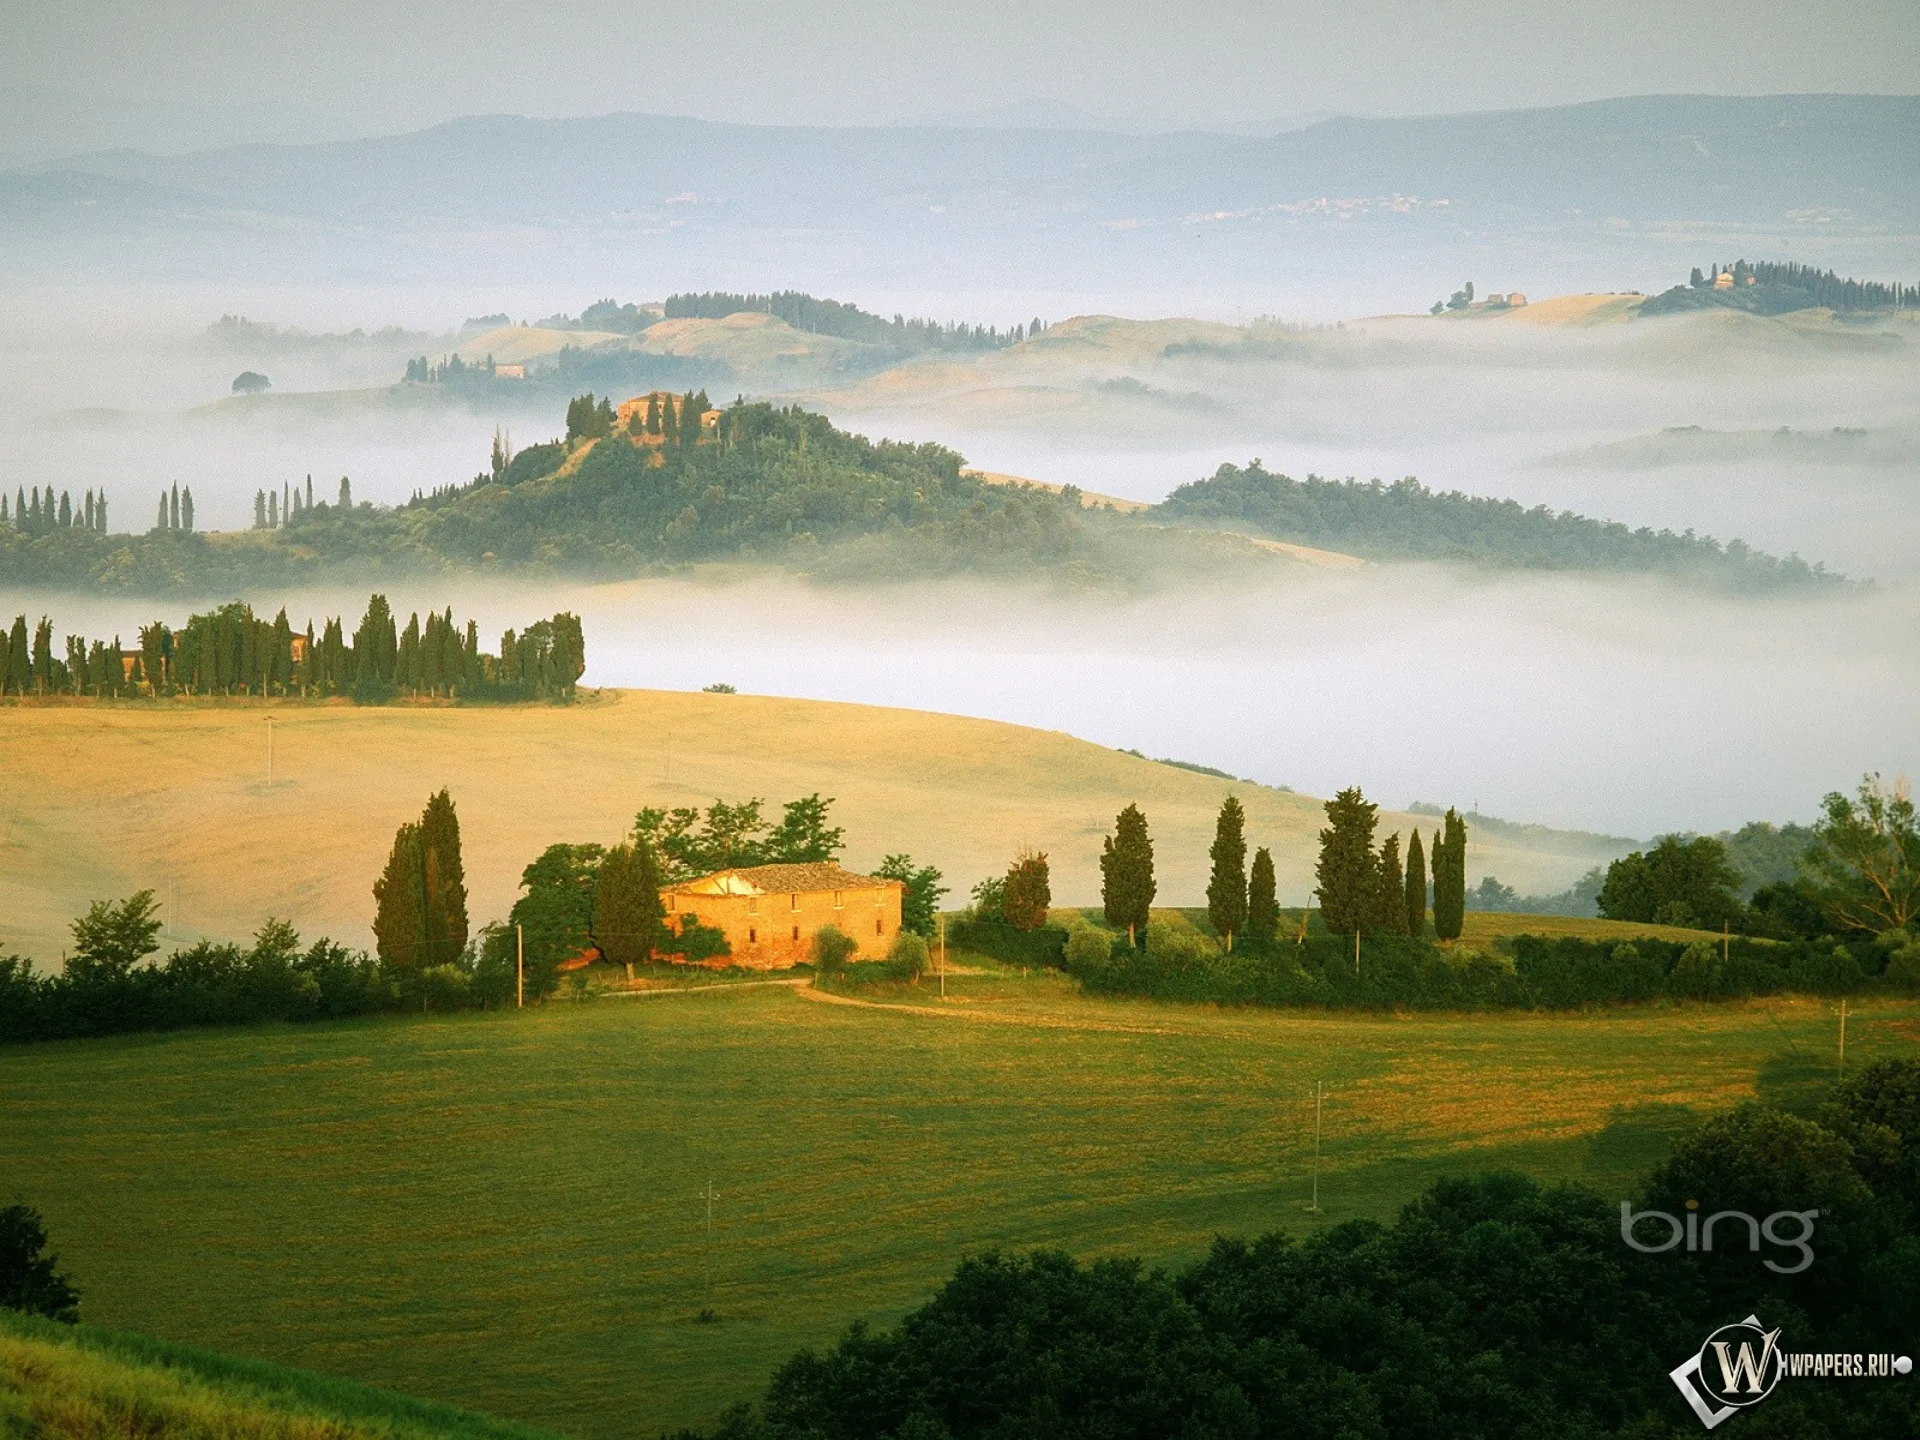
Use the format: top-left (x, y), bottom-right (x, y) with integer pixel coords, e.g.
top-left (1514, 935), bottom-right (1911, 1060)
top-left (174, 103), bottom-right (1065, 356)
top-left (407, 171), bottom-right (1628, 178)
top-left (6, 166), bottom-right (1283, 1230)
top-left (5, 0), bottom-right (1919, 141)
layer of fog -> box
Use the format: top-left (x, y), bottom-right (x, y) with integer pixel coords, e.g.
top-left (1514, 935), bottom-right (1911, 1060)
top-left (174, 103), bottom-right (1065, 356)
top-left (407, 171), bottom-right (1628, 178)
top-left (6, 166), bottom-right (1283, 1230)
top-left (10, 285), bottom-right (1919, 575)
top-left (37, 567), bottom-right (1919, 858)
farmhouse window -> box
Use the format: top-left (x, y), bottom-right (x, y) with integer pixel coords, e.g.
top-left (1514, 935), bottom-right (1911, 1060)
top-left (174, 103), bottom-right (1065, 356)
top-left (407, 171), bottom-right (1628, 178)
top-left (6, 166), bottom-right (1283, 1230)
top-left (748, 896), bottom-right (759, 914)
top-left (792, 925), bottom-right (800, 941)
top-left (666, 894), bottom-right (676, 912)
top-left (875, 918), bottom-right (884, 936)
top-left (749, 928), bottom-right (757, 943)
top-left (790, 893), bottom-right (799, 911)
top-left (834, 890), bottom-right (843, 909)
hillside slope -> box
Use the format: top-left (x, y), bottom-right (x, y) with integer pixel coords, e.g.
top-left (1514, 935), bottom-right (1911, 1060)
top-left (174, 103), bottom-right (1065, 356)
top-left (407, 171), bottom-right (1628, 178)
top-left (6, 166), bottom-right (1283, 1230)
top-left (0, 1309), bottom-right (554, 1440)
top-left (0, 690), bottom-right (1629, 963)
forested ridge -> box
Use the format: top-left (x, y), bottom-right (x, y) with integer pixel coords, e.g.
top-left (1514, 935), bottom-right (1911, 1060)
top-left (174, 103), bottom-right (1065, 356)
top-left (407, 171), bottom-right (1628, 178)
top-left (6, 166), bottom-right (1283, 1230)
top-left (0, 397), bottom-right (1843, 594)
top-left (1153, 462), bottom-right (1844, 587)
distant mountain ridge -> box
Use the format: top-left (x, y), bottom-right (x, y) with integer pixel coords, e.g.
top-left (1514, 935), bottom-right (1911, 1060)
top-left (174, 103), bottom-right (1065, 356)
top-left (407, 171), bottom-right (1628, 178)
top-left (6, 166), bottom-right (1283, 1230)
top-left (9, 94), bottom-right (1916, 232)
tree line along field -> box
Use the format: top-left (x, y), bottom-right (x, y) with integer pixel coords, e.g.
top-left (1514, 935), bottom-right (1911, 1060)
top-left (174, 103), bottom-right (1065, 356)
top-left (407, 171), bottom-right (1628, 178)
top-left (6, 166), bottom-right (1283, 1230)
top-left (0, 690), bottom-right (1631, 964)
top-left (3, 977), bottom-right (1911, 1437)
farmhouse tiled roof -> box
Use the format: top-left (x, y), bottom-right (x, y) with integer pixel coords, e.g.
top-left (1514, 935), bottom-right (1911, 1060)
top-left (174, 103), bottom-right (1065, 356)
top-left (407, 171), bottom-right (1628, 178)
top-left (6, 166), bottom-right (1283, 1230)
top-left (671, 862), bottom-right (896, 895)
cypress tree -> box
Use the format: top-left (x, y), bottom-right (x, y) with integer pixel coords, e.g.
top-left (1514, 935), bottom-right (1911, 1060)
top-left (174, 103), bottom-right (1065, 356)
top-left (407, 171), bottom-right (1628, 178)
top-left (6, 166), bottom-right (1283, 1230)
top-left (7, 616), bottom-right (27, 695)
top-left (420, 788), bottom-right (468, 965)
top-left (1434, 808), bottom-right (1468, 941)
top-left (1099, 803), bottom-right (1155, 944)
top-left (661, 392), bottom-right (680, 447)
top-left (398, 612), bottom-right (422, 691)
top-left (170, 484), bottom-right (180, 531)
top-left (338, 476), bottom-right (352, 508)
top-left (1404, 828), bottom-right (1427, 937)
top-left (1314, 786), bottom-right (1379, 936)
top-left (27, 491), bottom-right (40, 531)
top-left (373, 821), bottom-right (428, 970)
top-left (594, 840), bottom-right (665, 979)
top-left (57, 492), bottom-right (71, 529)
top-left (157, 493), bottom-right (168, 531)
top-left (13, 488), bottom-right (23, 528)
top-left (180, 488), bottom-right (193, 532)
top-left (0, 625), bottom-right (9, 696)
top-left (1206, 795), bottom-right (1249, 947)
top-left (31, 616), bottom-right (53, 694)
top-left (1247, 846), bottom-right (1279, 945)
top-left (96, 493), bottom-right (107, 533)
top-left (463, 620), bottom-right (481, 688)
top-left (1374, 833), bottom-right (1406, 934)
top-left (254, 491), bottom-right (267, 529)
top-left (646, 392), bottom-right (661, 435)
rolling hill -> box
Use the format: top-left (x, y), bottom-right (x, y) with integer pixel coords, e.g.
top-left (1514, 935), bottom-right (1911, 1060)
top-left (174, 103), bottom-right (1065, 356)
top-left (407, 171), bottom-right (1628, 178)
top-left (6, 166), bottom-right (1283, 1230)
top-left (0, 689), bottom-right (1633, 964)
top-left (0, 1308), bottom-right (555, 1440)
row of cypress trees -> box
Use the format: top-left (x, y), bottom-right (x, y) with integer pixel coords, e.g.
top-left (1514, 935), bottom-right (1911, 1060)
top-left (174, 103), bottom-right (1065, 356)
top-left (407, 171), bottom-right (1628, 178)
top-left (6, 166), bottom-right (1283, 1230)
top-left (1097, 790), bottom-right (1471, 948)
top-left (1316, 787), bottom-right (1467, 941)
top-left (4, 595), bottom-right (586, 701)
top-left (5, 487), bottom-right (109, 535)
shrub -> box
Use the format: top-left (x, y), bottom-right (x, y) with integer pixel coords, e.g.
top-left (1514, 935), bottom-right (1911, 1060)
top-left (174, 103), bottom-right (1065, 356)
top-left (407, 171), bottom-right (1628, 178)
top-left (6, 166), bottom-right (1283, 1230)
top-left (946, 918), bottom-right (1067, 969)
top-left (1885, 942), bottom-right (1920, 994)
top-left (1003, 851), bottom-right (1051, 932)
top-left (0, 1205), bottom-right (79, 1322)
top-left (1064, 927), bottom-right (1113, 970)
top-left (419, 964), bottom-right (472, 1012)
top-left (886, 931), bottom-right (929, 981)
top-left (812, 925), bottom-right (856, 978)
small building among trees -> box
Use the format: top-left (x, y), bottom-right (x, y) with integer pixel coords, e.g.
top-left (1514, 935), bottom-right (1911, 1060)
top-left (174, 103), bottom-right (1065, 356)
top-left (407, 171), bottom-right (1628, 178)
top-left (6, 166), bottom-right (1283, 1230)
top-left (664, 862), bottom-right (903, 970)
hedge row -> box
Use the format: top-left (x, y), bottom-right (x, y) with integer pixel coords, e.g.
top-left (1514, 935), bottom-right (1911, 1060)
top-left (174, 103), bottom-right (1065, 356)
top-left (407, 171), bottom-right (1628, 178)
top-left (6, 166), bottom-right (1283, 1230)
top-left (1064, 932), bottom-right (1915, 1011)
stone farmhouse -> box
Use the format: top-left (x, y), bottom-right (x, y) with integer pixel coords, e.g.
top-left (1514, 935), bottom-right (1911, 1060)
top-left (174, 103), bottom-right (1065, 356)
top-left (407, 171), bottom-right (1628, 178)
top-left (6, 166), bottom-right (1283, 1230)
top-left (665, 862), bottom-right (904, 970)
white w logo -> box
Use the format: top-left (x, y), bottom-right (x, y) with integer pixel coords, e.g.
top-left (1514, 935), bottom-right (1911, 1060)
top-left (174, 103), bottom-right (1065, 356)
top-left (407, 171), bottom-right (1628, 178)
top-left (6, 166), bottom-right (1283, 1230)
top-left (1710, 1328), bottom-right (1782, 1395)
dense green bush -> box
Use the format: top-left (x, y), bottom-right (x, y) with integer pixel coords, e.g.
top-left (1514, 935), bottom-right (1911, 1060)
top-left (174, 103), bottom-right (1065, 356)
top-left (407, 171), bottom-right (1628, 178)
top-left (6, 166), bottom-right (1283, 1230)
top-left (1064, 929), bottom-right (1904, 1011)
top-left (946, 918), bottom-right (1066, 969)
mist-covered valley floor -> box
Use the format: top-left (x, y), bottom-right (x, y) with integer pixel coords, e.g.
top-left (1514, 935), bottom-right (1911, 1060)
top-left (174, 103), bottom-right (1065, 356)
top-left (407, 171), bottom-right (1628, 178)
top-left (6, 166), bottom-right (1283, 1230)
top-left (4, 279), bottom-right (1916, 846)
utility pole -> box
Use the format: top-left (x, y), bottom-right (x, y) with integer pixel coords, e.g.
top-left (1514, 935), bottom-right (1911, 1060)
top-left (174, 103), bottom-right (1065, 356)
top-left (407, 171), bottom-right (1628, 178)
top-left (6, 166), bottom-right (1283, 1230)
top-left (1838, 997), bottom-right (1849, 1080)
top-left (1354, 929), bottom-right (1361, 977)
top-left (700, 1178), bottom-right (719, 1298)
top-left (938, 913), bottom-right (947, 999)
top-left (1309, 1080), bottom-right (1324, 1213)
top-left (516, 923), bottom-right (525, 1009)
top-left (266, 716), bottom-right (275, 787)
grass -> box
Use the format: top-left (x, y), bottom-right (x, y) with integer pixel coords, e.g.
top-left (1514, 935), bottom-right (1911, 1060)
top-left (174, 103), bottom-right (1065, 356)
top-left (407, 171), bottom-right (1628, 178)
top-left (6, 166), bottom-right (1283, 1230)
top-left (0, 1308), bottom-right (557, 1440)
top-left (0, 690), bottom-right (1630, 963)
top-left (4, 980), bottom-right (1911, 1437)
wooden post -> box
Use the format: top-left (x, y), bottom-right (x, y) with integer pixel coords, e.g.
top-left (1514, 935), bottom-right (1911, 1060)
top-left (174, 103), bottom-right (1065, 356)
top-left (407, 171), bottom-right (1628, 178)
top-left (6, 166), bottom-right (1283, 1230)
top-left (1354, 929), bottom-right (1361, 977)
top-left (516, 924), bottom-right (525, 1009)
top-left (938, 914), bottom-right (947, 1000)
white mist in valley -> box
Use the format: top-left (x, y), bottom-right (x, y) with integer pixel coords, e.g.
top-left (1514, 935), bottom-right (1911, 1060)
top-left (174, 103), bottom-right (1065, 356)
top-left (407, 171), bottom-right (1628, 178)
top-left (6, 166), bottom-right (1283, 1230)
top-left (37, 567), bottom-right (1918, 865)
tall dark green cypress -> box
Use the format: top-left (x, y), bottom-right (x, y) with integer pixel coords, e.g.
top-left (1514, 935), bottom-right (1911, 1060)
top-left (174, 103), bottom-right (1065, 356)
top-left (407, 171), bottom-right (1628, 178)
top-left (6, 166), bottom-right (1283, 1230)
top-left (1099, 803), bottom-right (1155, 944)
top-left (420, 788), bottom-right (468, 965)
top-left (373, 822), bottom-right (427, 970)
top-left (1404, 829), bottom-right (1427, 938)
top-left (1206, 796), bottom-right (1249, 947)
top-left (1314, 787), bottom-right (1379, 936)
top-left (1433, 808), bottom-right (1467, 941)
top-left (1373, 833), bottom-right (1406, 934)
top-left (7, 616), bottom-right (27, 695)
top-left (1246, 846), bottom-right (1279, 945)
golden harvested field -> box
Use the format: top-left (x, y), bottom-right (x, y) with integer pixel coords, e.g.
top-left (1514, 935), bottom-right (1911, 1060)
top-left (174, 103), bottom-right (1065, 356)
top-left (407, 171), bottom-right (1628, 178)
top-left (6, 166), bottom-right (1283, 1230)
top-left (0, 691), bottom-right (1627, 963)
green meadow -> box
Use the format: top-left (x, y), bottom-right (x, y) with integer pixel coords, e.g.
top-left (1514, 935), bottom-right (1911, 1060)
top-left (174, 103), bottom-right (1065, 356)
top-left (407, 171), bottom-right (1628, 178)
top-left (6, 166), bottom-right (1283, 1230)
top-left (3, 972), bottom-right (1911, 1437)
